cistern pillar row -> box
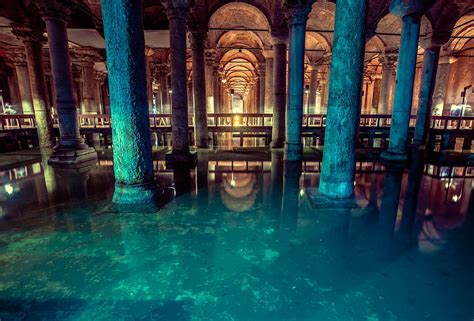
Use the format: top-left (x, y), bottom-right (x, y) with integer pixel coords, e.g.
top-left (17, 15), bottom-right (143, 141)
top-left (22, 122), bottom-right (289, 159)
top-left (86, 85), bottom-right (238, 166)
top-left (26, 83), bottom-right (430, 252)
top-left (319, 0), bottom-right (369, 199)
top-left (7, 48), bottom-right (34, 115)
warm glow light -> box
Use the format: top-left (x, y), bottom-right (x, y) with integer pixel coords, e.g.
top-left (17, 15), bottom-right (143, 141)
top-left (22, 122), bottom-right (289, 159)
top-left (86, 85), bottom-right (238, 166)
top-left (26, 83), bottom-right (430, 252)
top-left (4, 184), bottom-right (13, 195)
top-left (452, 194), bottom-right (460, 203)
top-left (233, 115), bottom-right (240, 126)
top-left (299, 189), bottom-right (305, 197)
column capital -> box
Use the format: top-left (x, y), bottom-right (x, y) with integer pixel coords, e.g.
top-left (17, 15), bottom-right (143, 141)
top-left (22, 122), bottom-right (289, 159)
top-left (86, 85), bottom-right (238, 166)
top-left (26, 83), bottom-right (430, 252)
top-left (204, 49), bottom-right (216, 65)
top-left (6, 47), bottom-right (28, 67)
top-left (284, 1), bottom-right (312, 25)
top-left (71, 47), bottom-right (102, 67)
top-left (95, 70), bottom-right (107, 85)
top-left (389, 0), bottom-right (435, 17)
top-left (37, 0), bottom-right (76, 23)
top-left (262, 49), bottom-right (274, 59)
top-left (379, 47), bottom-right (398, 69)
top-left (161, 0), bottom-right (194, 20)
top-left (271, 32), bottom-right (288, 45)
top-left (11, 23), bottom-right (46, 44)
top-left (154, 62), bottom-right (170, 76)
top-left (189, 31), bottom-right (207, 51)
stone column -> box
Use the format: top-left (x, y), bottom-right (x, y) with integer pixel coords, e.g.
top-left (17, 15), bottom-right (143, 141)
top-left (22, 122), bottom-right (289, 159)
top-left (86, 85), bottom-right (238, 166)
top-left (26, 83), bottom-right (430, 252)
top-left (73, 48), bottom-right (101, 114)
top-left (413, 44), bottom-right (440, 145)
top-left (145, 50), bottom-right (154, 113)
top-left (308, 63), bottom-right (318, 114)
top-left (263, 51), bottom-right (274, 113)
top-left (321, 54), bottom-right (331, 113)
top-left (38, 0), bottom-right (97, 166)
top-left (187, 81), bottom-right (194, 113)
top-left (372, 77), bottom-right (381, 113)
top-left (155, 63), bottom-right (170, 113)
top-left (378, 47), bottom-right (397, 114)
top-left (190, 30), bottom-right (209, 148)
top-left (271, 34), bottom-right (288, 148)
top-left (381, 0), bottom-right (434, 162)
top-left (319, 0), bottom-right (369, 198)
top-left (432, 54), bottom-right (451, 115)
top-left (8, 48), bottom-right (34, 114)
top-left (285, 3), bottom-right (311, 160)
top-left (258, 63), bottom-right (266, 113)
top-left (94, 71), bottom-right (107, 114)
top-left (11, 25), bottom-right (55, 148)
top-left (213, 64), bottom-right (221, 113)
top-left (162, 0), bottom-right (197, 166)
top-left (101, 0), bottom-right (157, 204)
top-left (204, 49), bottom-right (216, 114)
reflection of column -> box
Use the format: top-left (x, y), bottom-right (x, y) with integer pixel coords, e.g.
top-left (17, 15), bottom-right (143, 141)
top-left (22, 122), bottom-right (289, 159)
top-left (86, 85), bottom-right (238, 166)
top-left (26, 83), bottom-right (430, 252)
top-left (271, 151), bottom-right (284, 218)
top-left (263, 51), bottom-right (274, 113)
top-left (319, 0), bottom-right (368, 198)
top-left (173, 169), bottom-right (192, 196)
top-left (413, 45), bottom-right (440, 145)
top-left (102, 0), bottom-right (157, 204)
top-left (39, 0), bottom-right (97, 166)
top-left (382, 0), bottom-right (433, 161)
top-left (432, 55), bottom-right (451, 116)
top-left (308, 63), bottom-right (318, 114)
top-left (12, 25), bottom-right (55, 148)
top-left (163, 0), bottom-right (196, 166)
top-left (271, 34), bottom-right (288, 148)
top-left (378, 48), bottom-right (397, 114)
top-left (285, 3), bottom-right (311, 161)
top-left (281, 160), bottom-right (301, 231)
top-left (190, 30), bottom-right (208, 148)
top-left (8, 48), bottom-right (34, 114)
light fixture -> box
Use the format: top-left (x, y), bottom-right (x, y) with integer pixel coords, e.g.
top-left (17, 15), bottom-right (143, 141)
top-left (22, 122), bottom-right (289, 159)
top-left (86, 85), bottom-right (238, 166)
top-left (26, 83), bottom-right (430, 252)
top-left (4, 184), bottom-right (14, 195)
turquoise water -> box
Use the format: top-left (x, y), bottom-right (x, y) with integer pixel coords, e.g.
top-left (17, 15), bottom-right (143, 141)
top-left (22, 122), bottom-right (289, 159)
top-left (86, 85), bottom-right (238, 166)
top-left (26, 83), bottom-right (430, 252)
top-left (0, 152), bottom-right (473, 320)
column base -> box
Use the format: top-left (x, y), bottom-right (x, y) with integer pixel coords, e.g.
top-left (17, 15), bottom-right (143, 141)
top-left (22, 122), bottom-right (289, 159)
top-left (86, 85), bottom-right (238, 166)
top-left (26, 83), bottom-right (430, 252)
top-left (284, 142), bottom-right (303, 161)
top-left (307, 187), bottom-right (358, 208)
top-left (112, 182), bottom-right (161, 210)
top-left (270, 138), bottom-right (285, 149)
top-left (165, 151), bottom-right (198, 169)
top-left (380, 150), bottom-right (408, 163)
top-left (318, 180), bottom-right (354, 200)
top-left (48, 146), bottom-right (97, 169)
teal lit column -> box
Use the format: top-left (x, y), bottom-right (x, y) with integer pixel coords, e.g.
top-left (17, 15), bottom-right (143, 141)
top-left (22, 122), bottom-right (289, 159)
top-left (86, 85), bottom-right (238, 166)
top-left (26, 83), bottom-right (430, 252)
top-left (381, 0), bottom-right (434, 161)
top-left (319, 0), bottom-right (369, 198)
top-left (101, 0), bottom-right (157, 204)
top-left (271, 33), bottom-right (288, 148)
top-left (162, 0), bottom-right (197, 166)
top-left (190, 30), bottom-right (209, 148)
top-left (285, 3), bottom-right (311, 160)
top-left (39, 0), bottom-right (97, 167)
top-left (413, 45), bottom-right (440, 145)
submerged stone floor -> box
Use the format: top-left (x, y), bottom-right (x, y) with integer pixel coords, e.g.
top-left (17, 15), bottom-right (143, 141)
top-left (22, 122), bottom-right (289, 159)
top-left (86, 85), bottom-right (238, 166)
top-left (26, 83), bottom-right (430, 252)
top-left (0, 148), bottom-right (472, 320)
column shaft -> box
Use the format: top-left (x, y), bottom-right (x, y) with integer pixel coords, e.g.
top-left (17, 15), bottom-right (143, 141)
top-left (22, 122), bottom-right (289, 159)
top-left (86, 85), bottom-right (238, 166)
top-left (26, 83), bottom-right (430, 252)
top-left (258, 67), bottom-right (265, 113)
top-left (102, 0), bottom-right (156, 202)
top-left (14, 62), bottom-right (34, 114)
top-left (308, 66), bottom-right (318, 114)
top-left (264, 57), bottom-right (274, 113)
top-left (319, 0), bottom-right (368, 198)
top-left (383, 14), bottom-right (421, 160)
top-left (378, 67), bottom-right (393, 114)
top-left (191, 32), bottom-right (208, 148)
top-left (414, 46), bottom-right (440, 145)
top-left (271, 42), bottom-right (287, 148)
top-left (81, 62), bottom-right (97, 114)
top-left (285, 6), bottom-right (310, 160)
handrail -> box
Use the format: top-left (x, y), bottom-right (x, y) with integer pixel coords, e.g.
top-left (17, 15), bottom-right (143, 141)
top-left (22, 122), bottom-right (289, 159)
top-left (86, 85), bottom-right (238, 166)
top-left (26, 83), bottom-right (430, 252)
top-left (0, 113), bottom-right (472, 131)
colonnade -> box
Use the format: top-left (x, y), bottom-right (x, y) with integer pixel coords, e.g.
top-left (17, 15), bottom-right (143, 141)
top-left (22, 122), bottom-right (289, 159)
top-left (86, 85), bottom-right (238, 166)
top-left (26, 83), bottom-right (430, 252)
top-left (2, 0), bottom-right (462, 204)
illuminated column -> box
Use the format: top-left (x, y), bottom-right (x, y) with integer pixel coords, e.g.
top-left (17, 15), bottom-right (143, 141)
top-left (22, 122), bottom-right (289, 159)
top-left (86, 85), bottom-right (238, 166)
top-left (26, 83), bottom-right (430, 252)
top-left (432, 54), bottom-right (451, 115)
top-left (271, 34), bottom-right (288, 148)
top-left (285, 3), bottom-right (311, 160)
top-left (319, 0), bottom-right (368, 198)
top-left (162, 0), bottom-right (197, 166)
top-left (102, 0), bottom-right (157, 204)
top-left (74, 48), bottom-right (101, 114)
top-left (372, 77), bottom-right (381, 114)
top-left (204, 49), bottom-right (216, 114)
top-left (258, 63), bottom-right (266, 114)
top-left (156, 63), bottom-right (170, 113)
top-left (190, 30), bottom-right (209, 148)
top-left (94, 71), bottom-right (107, 114)
top-left (308, 62), bottom-right (318, 114)
top-left (145, 50), bottom-right (154, 113)
top-left (413, 44), bottom-right (440, 145)
top-left (263, 51), bottom-right (274, 113)
top-left (381, 0), bottom-right (434, 162)
top-left (213, 64), bottom-right (221, 113)
top-left (321, 54), bottom-right (331, 113)
top-left (378, 47), bottom-right (397, 114)
top-left (11, 25), bottom-right (55, 148)
top-left (38, 0), bottom-right (97, 166)
top-left (8, 48), bottom-right (34, 114)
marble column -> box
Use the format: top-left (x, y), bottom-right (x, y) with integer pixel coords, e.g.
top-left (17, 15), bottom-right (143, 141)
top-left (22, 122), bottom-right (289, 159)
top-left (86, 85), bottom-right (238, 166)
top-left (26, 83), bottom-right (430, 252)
top-left (308, 63), bottom-right (318, 114)
top-left (372, 77), bottom-right (381, 113)
top-left (145, 51), bottom-right (154, 113)
top-left (74, 48), bottom-right (100, 114)
top-left (258, 63), bottom-right (266, 114)
top-left (413, 45), bottom-right (440, 145)
top-left (381, 0), bottom-right (434, 162)
top-left (285, 4), bottom-right (311, 160)
top-left (101, 0), bottom-right (157, 204)
top-left (432, 55), bottom-right (451, 115)
top-left (321, 54), bottom-right (331, 113)
top-left (8, 48), bottom-right (34, 114)
top-left (94, 71), bottom-right (107, 114)
top-left (204, 49), bottom-right (216, 114)
top-left (39, 0), bottom-right (97, 166)
top-left (156, 64), bottom-right (170, 113)
top-left (190, 30), bottom-right (209, 148)
top-left (263, 51), bottom-right (274, 113)
top-left (319, 0), bottom-right (369, 198)
top-left (11, 25), bottom-right (55, 148)
top-left (213, 64), bottom-right (221, 113)
top-left (271, 34), bottom-right (288, 148)
top-left (162, 0), bottom-right (197, 166)
top-left (378, 48), bottom-right (397, 114)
